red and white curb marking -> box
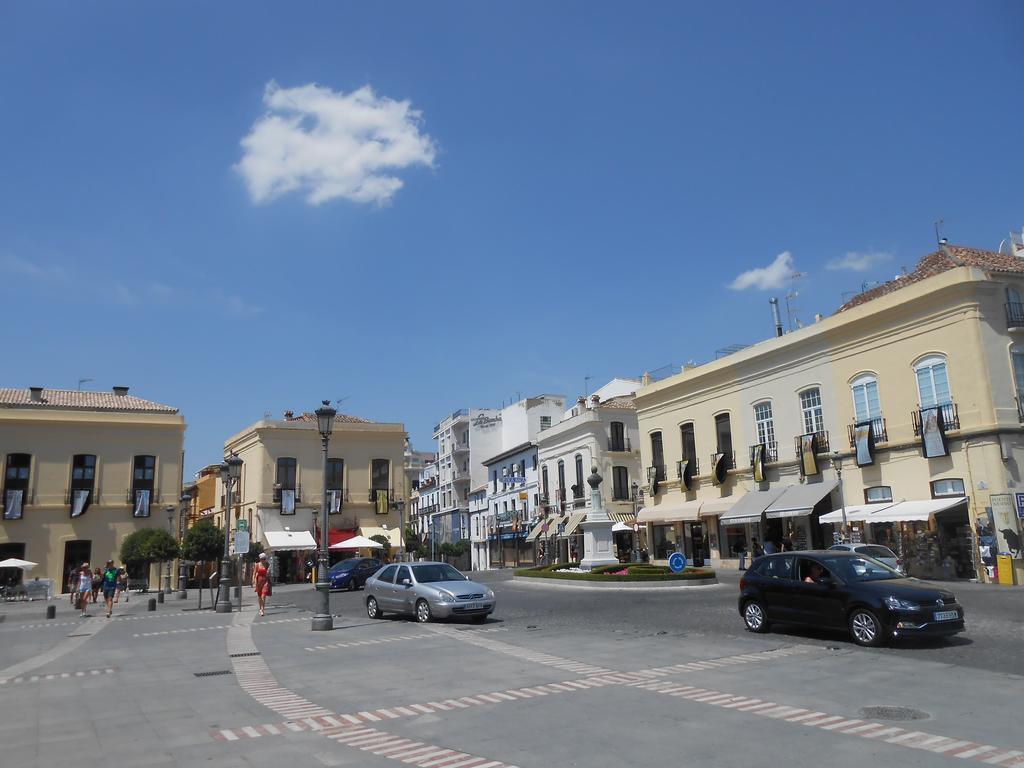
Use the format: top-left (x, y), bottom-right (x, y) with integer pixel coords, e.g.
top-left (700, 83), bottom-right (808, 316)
top-left (0, 667), bottom-right (116, 686)
top-left (629, 644), bottom-right (813, 679)
top-left (636, 679), bottom-right (1024, 767)
top-left (320, 722), bottom-right (520, 768)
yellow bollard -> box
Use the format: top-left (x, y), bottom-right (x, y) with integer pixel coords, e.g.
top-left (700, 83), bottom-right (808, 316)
top-left (997, 555), bottom-right (1016, 585)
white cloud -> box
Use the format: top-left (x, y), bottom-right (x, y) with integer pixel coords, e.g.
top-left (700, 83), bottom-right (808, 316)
top-left (224, 294), bottom-right (263, 317)
top-left (0, 255), bottom-right (68, 282)
top-left (729, 251), bottom-right (796, 291)
top-left (826, 250), bottom-right (890, 272)
top-left (235, 81), bottom-right (437, 206)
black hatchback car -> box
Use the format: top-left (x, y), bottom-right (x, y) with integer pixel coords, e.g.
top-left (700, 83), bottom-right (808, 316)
top-left (738, 550), bottom-right (965, 647)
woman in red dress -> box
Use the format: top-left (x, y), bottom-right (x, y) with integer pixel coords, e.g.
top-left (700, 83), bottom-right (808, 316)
top-left (252, 552), bottom-right (272, 616)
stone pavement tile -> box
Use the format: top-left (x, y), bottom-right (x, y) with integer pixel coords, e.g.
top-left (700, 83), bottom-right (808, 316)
top-left (3, 745), bottom-right (36, 765)
top-left (36, 735), bottom-right (102, 764)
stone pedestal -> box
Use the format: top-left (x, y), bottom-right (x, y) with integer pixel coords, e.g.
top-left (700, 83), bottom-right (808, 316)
top-left (579, 520), bottom-right (618, 571)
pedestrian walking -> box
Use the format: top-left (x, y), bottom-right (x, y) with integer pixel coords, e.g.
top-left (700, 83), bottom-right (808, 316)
top-left (101, 560), bottom-right (119, 618)
top-left (90, 567), bottom-right (102, 603)
top-left (252, 552), bottom-right (272, 617)
top-left (67, 567), bottom-right (78, 606)
top-left (115, 567), bottom-right (128, 603)
top-left (77, 563), bottom-right (92, 616)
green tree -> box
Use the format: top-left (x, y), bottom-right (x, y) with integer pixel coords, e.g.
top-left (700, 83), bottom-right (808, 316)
top-left (119, 528), bottom-right (179, 584)
top-left (404, 526), bottom-right (423, 556)
top-left (181, 520), bottom-right (224, 563)
top-left (370, 534), bottom-right (392, 560)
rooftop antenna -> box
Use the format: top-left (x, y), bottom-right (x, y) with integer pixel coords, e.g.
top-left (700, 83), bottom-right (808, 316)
top-left (934, 219), bottom-right (945, 246)
top-left (77, 378), bottom-right (93, 391)
top-left (584, 375), bottom-right (592, 397)
top-left (334, 396), bottom-right (349, 409)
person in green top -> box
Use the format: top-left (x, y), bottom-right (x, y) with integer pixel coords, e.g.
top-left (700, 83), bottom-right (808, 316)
top-left (101, 560), bottom-right (120, 618)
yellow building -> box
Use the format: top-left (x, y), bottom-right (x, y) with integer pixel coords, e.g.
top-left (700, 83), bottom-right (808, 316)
top-left (0, 386), bottom-right (186, 590)
top-left (221, 409), bottom-right (408, 583)
top-left (636, 245), bottom-right (1024, 583)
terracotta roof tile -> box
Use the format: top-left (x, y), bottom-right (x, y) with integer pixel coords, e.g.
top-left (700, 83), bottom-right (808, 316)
top-left (837, 245), bottom-right (1024, 312)
top-left (598, 396), bottom-right (637, 410)
top-left (285, 411), bottom-right (375, 425)
top-left (0, 388), bottom-right (178, 413)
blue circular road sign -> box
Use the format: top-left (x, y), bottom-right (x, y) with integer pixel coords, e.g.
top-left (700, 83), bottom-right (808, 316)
top-left (668, 552), bottom-right (687, 573)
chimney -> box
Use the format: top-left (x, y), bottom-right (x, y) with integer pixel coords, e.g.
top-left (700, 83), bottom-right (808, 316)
top-left (29, 386), bottom-right (43, 402)
top-left (769, 297), bottom-right (784, 337)
top-left (590, 394), bottom-right (600, 406)
top-left (283, 410), bottom-right (294, 420)
top-left (112, 386), bottom-right (129, 397)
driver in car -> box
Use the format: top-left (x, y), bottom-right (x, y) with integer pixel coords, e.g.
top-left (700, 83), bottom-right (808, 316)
top-left (804, 563), bottom-right (826, 583)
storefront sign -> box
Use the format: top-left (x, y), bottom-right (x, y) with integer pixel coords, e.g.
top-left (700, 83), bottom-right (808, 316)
top-left (990, 493), bottom-right (1022, 557)
top-left (1015, 493), bottom-right (1024, 520)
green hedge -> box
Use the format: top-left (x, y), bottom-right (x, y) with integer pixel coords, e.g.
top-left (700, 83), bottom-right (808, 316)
top-left (515, 563), bottom-right (716, 582)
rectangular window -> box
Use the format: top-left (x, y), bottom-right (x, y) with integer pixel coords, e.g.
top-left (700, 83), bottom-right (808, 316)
top-left (325, 458), bottom-right (344, 490)
top-left (612, 466), bottom-right (629, 500)
top-left (753, 402), bottom-right (775, 446)
top-left (131, 455), bottom-right (155, 517)
top-left (371, 459), bottom-right (389, 501)
top-left (714, 414), bottom-right (733, 463)
top-left (540, 415), bottom-right (552, 430)
top-left (800, 388), bottom-right (825, 434)
top-left (574, 455), bottom-right (584, 499)
top-left (276, 458), bottom-right (297, 489)
top-left (70, 454), bottom-right (96, 517)
top-left (610, 421), bottom-right (626, 451)
top-left (650, 432), bottom-right (665, 480)
top-left (680, 423), bottom-right (696, 463)
top-left (931, 478), bottom-right (965, 498)
top-left (852, 379), bottom-right (882, 422)
top-left (3, 453), bottom-right (31, 520)
top-left (864, 486), bottom-right (893, 503)
top-left (541, 466), bottom-right (549, 499)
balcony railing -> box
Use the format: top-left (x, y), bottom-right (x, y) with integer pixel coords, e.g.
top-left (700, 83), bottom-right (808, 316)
top-left (452, 468), bottom-right (471, 482)
top-left (749, 442), bottom-right (778, 465)
top-left (452, 442), bottom-right (470, 453)
top-left (368, 487), bottom-right (397, 502)
top-left (607, 437), bottom-right (632, 452)
top-left (126, 487), bottom-right (160, 504)
top-left (793, 431), bottom-right (830, 458)
top-left (272, 484), bottom-right (301, 503)
top-left (912, 402), bottom-right (960, 435)
top-left (847, 417), bottom-right (888, 447)
top-left (1007, 302), bottom-right (1024, 328)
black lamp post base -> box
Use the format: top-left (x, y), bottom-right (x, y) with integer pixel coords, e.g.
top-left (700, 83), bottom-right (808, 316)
top-left (311, 613), bottom-right (333, 631)
top-left (177, 590), bottom-right (187, 600)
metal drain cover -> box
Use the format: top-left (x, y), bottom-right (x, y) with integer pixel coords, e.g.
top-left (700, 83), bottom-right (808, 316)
top-left (193, 670), bottom-right (232, 678)
top-left (228, 651), bottom-right (260, 658)
top-left (859, 705), bottom-right (930, 721)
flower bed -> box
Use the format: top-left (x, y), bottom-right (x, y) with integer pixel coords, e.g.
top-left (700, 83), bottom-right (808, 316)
top-left (515, 562), bottom-right (716, 582)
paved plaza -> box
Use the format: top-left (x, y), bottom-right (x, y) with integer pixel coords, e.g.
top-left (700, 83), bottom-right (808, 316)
top-left (0, 573), bottom-right (1021, 768)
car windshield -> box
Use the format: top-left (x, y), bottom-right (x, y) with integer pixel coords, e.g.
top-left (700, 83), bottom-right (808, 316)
top-left (856, 545), bottom-right (896, 559)
top-left (821, 555), bottom-right (903, 582)
top-left (412, 564), bottom-right (466, 583)
top-left (330, 560), bottom-right (357, 572)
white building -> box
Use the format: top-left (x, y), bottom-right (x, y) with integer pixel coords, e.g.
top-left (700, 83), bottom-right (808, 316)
top-left (535, 384), bottom-right (643, 562)
top-left (482, 441), bottom-right (540, 568)
top-left (468, 483), bottom-right (489, 570)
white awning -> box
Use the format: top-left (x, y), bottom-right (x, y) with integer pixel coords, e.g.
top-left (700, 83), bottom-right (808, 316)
top-left (764, 480), bottom-right (838, 519)
top-left (864, 496), bottom-right (967, 524)
top-left (719, 487), bottom-right (787, 524)
top-left (700, 496), bottom-right (741, 518)
top-left (263, 530), bottom-right (317, 551)
top-left (330, 534), bottom-right (384, 550)
top-left (638, 499), bottom-right (702, 523)
top-left (819, 503), bottom-right (896, 525)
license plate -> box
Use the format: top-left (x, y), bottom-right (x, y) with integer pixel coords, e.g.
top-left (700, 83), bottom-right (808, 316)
top-left (467, 603), bottom-right (483, 610)
top-left (933, 610), bottom-right (958, 621)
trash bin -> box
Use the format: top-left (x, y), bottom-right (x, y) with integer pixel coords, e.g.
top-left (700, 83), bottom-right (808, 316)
top-left (997, 555), bottom-right (1016, 585)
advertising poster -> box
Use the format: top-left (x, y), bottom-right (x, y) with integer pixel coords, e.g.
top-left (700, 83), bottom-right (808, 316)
top-left (133, 488), bottom-right (151, 517)
top-left (800, 434), bottom-right (818, 476)
top-left (751, 444), bottom-right (765, 483)
top-left (854, 422), bottom-right (875, 466)
top-left (990, 493), bottom-right (1022, 557)
top-left (921, 407), bottom-right (948, 458)
top-left (711, 453), bottom-right (726, 486)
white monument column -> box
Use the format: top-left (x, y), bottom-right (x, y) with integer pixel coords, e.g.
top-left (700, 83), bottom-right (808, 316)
top-left (579, 466), bottom-right (619, 571)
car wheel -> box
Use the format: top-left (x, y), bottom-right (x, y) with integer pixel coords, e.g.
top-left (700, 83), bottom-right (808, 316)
top-left (348, 579), bottom-right (357, 592)
top-left (742, 600), bottom-right (770, 633)
top-left (415, 599), bottom-right (432, 623)
top-left (849, 608), bottom-right (885, 647)
top-left (366, 596), bottom-right (382, 619)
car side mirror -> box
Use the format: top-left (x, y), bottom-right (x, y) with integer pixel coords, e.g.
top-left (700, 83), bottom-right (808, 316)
top-left (402, 578), bottom-right (412, 587)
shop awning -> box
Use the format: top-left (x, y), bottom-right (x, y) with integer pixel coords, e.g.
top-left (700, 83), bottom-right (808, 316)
top-left (718, 488), bottom-right (787, 524)
top-left (317, 528), bottom-right (357, 548)
top-left (819, 503), bottom-right (896, 525)
top-left (638, 499), bottom-right (702, 523)
top-left (764, 481), bottom-right (838, 519)
top-left (700, 496), bottom-right (741, 518)
top-left (360, 526), bottom-right (402, 547)
top-left (561, 512), bottom-right (588, 537)
top-left (864, 497), bottom-right (967, 523)
top-left (263, 530), bottom-right (318, 551)
top-left (525, 519), bottom-right (549, 542)
top-left (608, 511), bottom-right (635, 523)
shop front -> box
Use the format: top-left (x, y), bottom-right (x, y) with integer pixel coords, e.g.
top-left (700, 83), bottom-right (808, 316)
top-left (262, 528), bottom-right (318, 584)
top-left (638, 499), bottom-right (702, 563)
top-left (489, 527), bottom-right (530, 567)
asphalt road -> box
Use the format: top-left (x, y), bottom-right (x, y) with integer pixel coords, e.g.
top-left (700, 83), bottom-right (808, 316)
top-left (300, 568), bottom-right (1024, 677)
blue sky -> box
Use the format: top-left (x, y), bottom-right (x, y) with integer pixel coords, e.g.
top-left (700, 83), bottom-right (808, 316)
top-left (2, 2), bottom-right (1022, 476)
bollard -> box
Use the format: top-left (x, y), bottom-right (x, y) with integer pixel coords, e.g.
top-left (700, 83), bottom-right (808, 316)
top-left (157, 591), bottom-right (164, 604)
top-left (46, 605), bottom-right (56, 620)
top-left (232, 586), bottom-right (241, 599)
top-left (147, 598), bottom-right (156, 611)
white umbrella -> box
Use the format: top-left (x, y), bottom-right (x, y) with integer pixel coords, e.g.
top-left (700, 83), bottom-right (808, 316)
top-left (329, 535), bottom-right (384, 550)
top-left (611, 521), bottom-right (632, 533)
top-left (0, 558), bottom-right (37, 570)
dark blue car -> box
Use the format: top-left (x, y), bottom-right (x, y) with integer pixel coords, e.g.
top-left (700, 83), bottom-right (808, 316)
top-left (328, 557), bottom-right (382, 591)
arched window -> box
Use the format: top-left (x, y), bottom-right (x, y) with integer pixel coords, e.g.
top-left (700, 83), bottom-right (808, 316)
top-left (799, 388), bottom-right (824, 434)
top-left (649, 432), bottom-right (665, 481)
top-left (914, 356), bottom-right (951, 408)
top-left (850, 374), bottom-right (882, 423)
top-left (557, 460), bottom-right (566, 500)
top-left (1008, 285), bottom-right (1022, 306)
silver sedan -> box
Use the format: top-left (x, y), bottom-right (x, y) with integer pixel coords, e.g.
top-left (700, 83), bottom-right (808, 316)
top-left (364, 561), bottom-right (495, 623)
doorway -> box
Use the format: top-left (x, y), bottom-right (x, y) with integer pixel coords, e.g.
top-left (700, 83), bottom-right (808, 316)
top-left (61, 540), bottom-right (91, 592)
top-left (0, 542), bottom-right (26, 588)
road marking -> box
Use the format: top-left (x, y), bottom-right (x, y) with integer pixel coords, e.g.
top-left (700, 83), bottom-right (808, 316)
top-left (0, 666), bottom-right (117, 686)
top-left (303, 632), bottom-right (435, 653)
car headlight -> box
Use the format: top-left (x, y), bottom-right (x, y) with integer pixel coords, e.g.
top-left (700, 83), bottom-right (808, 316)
top-left (485, 589), bottom-right (495, 600)
top-left (436, 590), bottom-right (455, 604)
top-left (884, 596), bottom-right (920, 611)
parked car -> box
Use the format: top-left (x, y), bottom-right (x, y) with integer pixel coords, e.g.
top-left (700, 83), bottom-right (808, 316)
top-left (364, 561), bottom-right (495, 623)
top-left (327, 557), bottom-right (382, 591)
top-left (828, 543), bottom-right (903, 573)
top-left (738, 550), bottom-right (965, 647)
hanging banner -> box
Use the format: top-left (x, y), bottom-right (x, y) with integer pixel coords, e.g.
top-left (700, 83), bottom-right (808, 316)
top-left (70, 489), bottom-right (91, 518)
top-left (280, 488), bottom-right (295, 515)
top-left (678, 459), bottom-right (694, 491)
top-left (647, 467), bottom-right (659, 496)
top-left (376, 490), bottom-right (389, 515)
top-left (133, 489), bottom-right (151, 518)
top-left (329, 490), bottom-right (342, 514)
top-left (3, 489), bottom-right (24, 520)
top-left (854, 421), bottom-right (875, 467)
top-left (711, 453), bottom-right (727, 486)
top-left (800, 434), bottom-right (819, 476)
top-left (751, 445), bottom-right (766, 483)
top-left (920, 407), bottom-right (949, 458)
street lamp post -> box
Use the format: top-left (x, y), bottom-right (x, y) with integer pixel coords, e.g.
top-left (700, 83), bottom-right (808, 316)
top-left (394, 499), bottom-right (405, 562)
top-left (177, 492), bottom-right (190, 599)
top-left (311, 400), bottom-right (336, 632)
top-left (164, 505), bottom-right (174, 594)
top-left (831, 451), bottom-right (850, 543)
top-left (215, 454), bottom-right (243, 613)
top-left (630, 481), bottom-right (642, 563)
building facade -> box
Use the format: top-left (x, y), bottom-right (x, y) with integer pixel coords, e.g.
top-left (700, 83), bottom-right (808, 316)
top-left (482, 442), bottom-right (540, 568)
top-left (636, 245), bottom-right (1024, 583)
top-left (0, 386), bottom-right (186, 589)
top-left (221, 409), bottom-right (407, 583)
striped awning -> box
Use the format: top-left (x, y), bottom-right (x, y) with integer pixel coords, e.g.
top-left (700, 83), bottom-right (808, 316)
top-left (561, 512), bottom-right (587, 538)
top-left (608, 511), bottom-right (635, 523)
